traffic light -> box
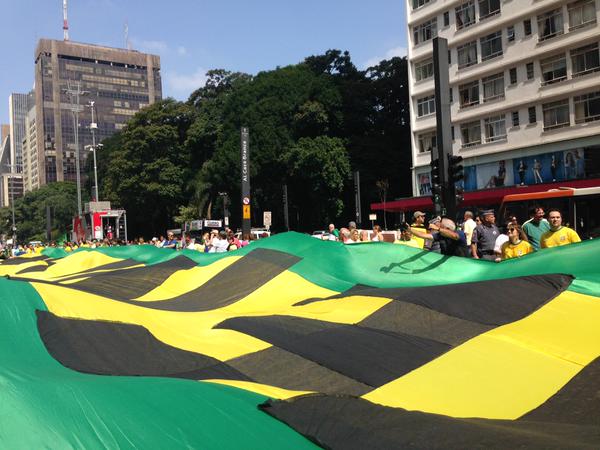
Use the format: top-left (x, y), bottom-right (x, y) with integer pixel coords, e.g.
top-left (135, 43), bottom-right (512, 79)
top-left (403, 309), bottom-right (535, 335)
top-left (430, 157), bottom-right (443, 205)
top-left (455, 186), bottom-right (464, 205)
top-left (430, 158), bottom-right (441, 188)
top-left (447, 154), bottom-right (464, 184)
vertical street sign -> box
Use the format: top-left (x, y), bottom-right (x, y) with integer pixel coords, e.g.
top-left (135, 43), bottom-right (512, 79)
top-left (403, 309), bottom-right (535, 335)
top-left (353, 171), bottom-right (362, 227)
top-left (240, 127), bottom-right (251, 236)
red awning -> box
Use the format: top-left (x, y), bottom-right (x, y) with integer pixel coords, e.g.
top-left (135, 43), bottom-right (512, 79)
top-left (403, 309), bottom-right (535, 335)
top-left (371, 178), bottom-right (600, 212)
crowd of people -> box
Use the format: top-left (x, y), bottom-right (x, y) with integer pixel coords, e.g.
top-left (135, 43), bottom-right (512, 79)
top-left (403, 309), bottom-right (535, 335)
top-left (143, 228), bottom-right (256, 253)
top-left (0, 227), bottom-right (260, 258)
top-left (1, 206), bottom-right (583, 261)
top-left (325, 205), bottom-right (582, 262)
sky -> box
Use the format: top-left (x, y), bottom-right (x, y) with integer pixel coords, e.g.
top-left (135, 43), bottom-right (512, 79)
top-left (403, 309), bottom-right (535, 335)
top-left (1, 0), bottom-right (407, 125)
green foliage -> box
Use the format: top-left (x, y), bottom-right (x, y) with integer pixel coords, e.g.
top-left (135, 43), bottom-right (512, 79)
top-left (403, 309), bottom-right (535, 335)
top-left (75, 51), bottom-right (410, 236)
top-left (285, 136), bottom-right (350, 225)
top-left (173, 205), bottom-right (198, 226)
top-left (0, 182), bottom-right (78, 243)
top-left (100, 99), bottom-right (195, 236)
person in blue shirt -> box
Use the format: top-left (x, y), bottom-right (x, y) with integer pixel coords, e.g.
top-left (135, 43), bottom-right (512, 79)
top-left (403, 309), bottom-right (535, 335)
top-left (163, 232), bottom-right (178, 249)
top-left (411, 218), bottom-right (469, 257)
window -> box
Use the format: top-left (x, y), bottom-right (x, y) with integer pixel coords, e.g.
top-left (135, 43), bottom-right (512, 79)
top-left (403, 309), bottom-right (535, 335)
top-left (507, 26), bottom-right (515, 42)
top-left (444, 11), bottom-right (450, 27)
top-left (528, 106), bottom-right (537, 124)
top-left (568, 0), bottom-right (597, 31)
top-left (417, 95), bottom-right (436, 117)
top-left (461, 121), bottom-right (481, 147)
top-left (412, 0), bottom-right (431, 9)
top-left (524, 19), bottom-right (532, 35)
top-left (538, 9), bottom-right (564, 41)
top-left (414, 19), bottom-right (438, 45)
top-left (482, 72), bottom-right (505, 102)
top-left (509, 67), bottom-right (518, 85)
top-left (451, 126), bottom-right (455, 140)
top-left (448, 50), bottom-right (452, 64)
top-left (457, 41), bottom-right (478, 68)
top-left (449, 87), bottom-right (453, 103)
top-left (459, 81), bottom-right (480, 108)
top-left (540, 54), bottom-right (567, 85)
top-left (484, 115), bottom-right (507, 142)
top-left (526, 62), bottom-right (535, 79)
top-left (571, 43), bottom-right (600, 76)
top-left (456, 1), bottom-right (476, 30)
top-left (415, 58), bottom-right (434, 81)
top-left (418, 132), bottom-right (437, 153)
top-left (543, 100), bottom-right (570, 130)
top-left (479, 0), bottom-right (501, 20)
top-left (480, 31), bottom-right (503, 61)
top-left (512, 111), bottom-right (520, 127)
top-left (574, 91), bottom-right (600, 123)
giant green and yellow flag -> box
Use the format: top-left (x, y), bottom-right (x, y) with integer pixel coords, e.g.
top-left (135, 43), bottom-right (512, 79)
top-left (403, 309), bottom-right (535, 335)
top-left (1, 232), bottom-right (599, 449)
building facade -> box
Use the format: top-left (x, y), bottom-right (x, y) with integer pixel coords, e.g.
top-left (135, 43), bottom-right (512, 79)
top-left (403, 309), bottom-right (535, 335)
top-left (22, 104), bottom-right (38, 191)
top-left (9, 93), bottom-right (31, 173)
top-left (0, 134), bottom-right (23, 208)
top-left (31, 39), bottom-right (162, 190)
top-left (407, 0), bottom-right (600, 197)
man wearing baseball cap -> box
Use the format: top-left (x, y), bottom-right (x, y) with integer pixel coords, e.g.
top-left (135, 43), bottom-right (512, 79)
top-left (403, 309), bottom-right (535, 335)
top-left (471, 209), bottom-right (500, 260)
top-left (411, 211), bottom-right (427, 249)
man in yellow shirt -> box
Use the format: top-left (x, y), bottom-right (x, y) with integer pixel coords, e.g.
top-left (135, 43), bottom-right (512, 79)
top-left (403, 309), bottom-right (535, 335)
top-left (540, 209), bottom-right (581, 248)
top-left (410, 211), bottom-right (427, 249)
top-left (394, 223), bottom-right (421, 248)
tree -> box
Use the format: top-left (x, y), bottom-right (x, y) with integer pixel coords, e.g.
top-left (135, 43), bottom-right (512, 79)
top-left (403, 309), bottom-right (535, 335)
top-left (197, 64), bottom-right (343, 230)
top-left (0, 182), bottom-right (79, 243)
top-left (101, 99), bottom-right (195, 237)
top-left (284, 136), bottom-right (350, 228)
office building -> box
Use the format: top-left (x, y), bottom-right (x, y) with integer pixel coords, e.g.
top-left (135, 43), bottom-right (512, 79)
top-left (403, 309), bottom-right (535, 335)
top-left (22, 104), bottom-right (38, 191)
top-left (406, 0), bottom-right (600, 198)
top-left (0, 134), bottom-right (23, 207)
top-left (31, 38), bottom-right (162, 188)
top-left (9, 93), bottom-right (31, 173)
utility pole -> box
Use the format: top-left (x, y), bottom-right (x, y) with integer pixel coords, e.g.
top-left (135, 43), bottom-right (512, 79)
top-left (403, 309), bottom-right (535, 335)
top-left (89, 101), bottom-right (99, 201)
top-left (282, 184), bottom-right (289, 231)
top-left (64, 81), bottom-right (88, 217)
top-left (4, 164), bottom-right (17, 245)
top-left (432, 37), bottom-right (452, 218)
top-left (353, 171), bottom-right (362, 227)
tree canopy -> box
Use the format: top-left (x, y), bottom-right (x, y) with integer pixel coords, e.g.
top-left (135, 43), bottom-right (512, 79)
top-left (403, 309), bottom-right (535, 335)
top-left (0, 182), bottom-right (80, 243)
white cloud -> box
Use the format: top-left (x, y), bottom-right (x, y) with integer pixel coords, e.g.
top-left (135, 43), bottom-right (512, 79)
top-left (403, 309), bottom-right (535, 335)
top-left (363, 46), bottom-right (407, 69)
top-left (176, 46), bottom-right (188, 56)
top-left (165, 68), bottom-right (208, 97)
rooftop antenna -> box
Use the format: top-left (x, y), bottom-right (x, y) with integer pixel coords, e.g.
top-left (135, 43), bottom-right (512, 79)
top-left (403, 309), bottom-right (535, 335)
top-left (124, 20), bottom-right (131, 50)
top-left (63, 0), bottom-right (69, 41)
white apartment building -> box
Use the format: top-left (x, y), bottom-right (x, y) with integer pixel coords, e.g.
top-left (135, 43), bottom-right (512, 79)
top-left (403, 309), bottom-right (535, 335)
top-left (407, 0), bottom-right (600, 198)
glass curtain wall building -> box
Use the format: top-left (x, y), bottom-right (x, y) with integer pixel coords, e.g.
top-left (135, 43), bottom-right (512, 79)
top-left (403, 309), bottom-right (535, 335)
top-left (31, 39), bottom-right (162, 190)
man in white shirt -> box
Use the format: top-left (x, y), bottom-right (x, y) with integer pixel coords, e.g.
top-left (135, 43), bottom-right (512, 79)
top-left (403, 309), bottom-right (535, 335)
top-left (462, 211), bottom-right (477, 246)
top-left (209, 230), bottom-right (229, 253)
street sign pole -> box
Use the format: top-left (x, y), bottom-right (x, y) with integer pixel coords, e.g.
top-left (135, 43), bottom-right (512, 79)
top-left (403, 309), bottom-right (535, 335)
top-left (240, 127), bottom-right (251, 236)
top-left (433, 37), bottom-right (453, 218)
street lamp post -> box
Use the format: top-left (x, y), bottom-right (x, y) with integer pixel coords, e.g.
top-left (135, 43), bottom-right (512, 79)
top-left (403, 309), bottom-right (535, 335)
top-left (3, 163), bottom-right (17, 246)
top-left (88, 101), bottom-right (99, 201)
top-left (64, 81), bottom-right (89, 217)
